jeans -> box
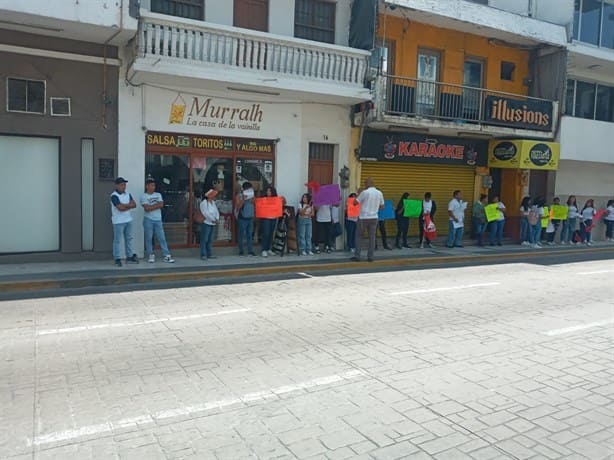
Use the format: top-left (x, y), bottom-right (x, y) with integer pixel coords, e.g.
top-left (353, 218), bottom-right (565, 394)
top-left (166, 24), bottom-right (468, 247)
top-left (355, 218), bottom-right (378, 260)
top-left (489, 220), bottom-right (505, 245)
top-left (520, 217), bottom-right (530, 243)
top-left (143, 218), bottom-right (170, 257)
top-left (345, 219), bottom-right (357, 250)
top-left (237, 218), bottom-right (254, 254)
top-left (297, 217), bottom-right (313, 253)
top-left (113, 221), bottom-right (133, 260)
top-left (529, 223), bottom-right (541, 244)
top-left (606, 220), bottom-right (614, 239)
top-left (395, 217), bottom-right (409, 247)
top-left (446, 221), bottom-right (463, 247)
top-left (200, 223), bottom-right (215, 257)
top-left (560, 218), bottom-right (577, 243)
top-left (260, 218), bottom-right (277, 251)
top-left (547, 220), bottom-right (561, 243)
top-left (472, 217), bottom-right (485, 246)
top-left (580, 219), bottom-right (593, 243)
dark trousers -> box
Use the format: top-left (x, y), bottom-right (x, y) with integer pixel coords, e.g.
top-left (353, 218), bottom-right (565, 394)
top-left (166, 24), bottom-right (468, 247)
top-left (260, 218), bottom-right (277, 251)
top-left (395, 217), bottom-right (409, 247)
top-left (356, 218), bottom-right (378, 260)
top-left (345, 219), bottom-right (357, 250)
top-left (580, 219), bottom-right (593, 243)
top-left (315, 221), bottom-right (332, 248)
top-left (606, 220), bottom-right (614, 239)
top-left (378, 220), bottom-right (389, 247)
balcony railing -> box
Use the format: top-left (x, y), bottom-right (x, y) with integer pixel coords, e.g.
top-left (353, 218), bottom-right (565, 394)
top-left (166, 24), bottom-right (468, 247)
top-left (136, 15), bottom-right (368, 87)
top-left (382, 75), bottom-right (557, 132)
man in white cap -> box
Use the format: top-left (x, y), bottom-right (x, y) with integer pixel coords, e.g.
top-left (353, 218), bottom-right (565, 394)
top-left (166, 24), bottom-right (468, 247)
top-left (110, 177), bottom-right (138, 267)
top-left (141, 177), bottom-right (175, 263)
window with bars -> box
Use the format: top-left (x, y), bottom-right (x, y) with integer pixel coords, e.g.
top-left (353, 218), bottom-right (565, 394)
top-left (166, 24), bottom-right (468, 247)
top-left (566, 78), bottom-right (614, 122)
top-left (309, 143), bottom-right (335, 161)
top-left (294, 0), bottom-right (336, 44)
top-left (151, 0), bottom-right (204, 20)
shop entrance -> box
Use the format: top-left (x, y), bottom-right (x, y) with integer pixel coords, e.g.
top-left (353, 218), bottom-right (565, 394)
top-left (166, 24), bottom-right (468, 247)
top-left (145, 132), bottom-right (275, 248)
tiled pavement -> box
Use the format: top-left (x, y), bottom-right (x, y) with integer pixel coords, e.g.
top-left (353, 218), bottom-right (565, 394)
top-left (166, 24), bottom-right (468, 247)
top-left (0, 258), bottom-right (613, 459)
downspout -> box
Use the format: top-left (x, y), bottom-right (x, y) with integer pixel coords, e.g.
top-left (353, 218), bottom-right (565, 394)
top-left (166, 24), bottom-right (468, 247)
top-left (102, 0), bottom-right (124, 129)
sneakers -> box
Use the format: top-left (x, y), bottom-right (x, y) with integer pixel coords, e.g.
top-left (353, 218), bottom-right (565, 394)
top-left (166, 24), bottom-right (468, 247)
top-left (126, 254), bottom-right (139, 264)
top-left (531, 244), bottom-right (540, 249)
top-left (201, 256), bottom-right (208, 261)
top-left (521, 241), bottom-right (530, 246)
top-left (428, 242), bottom-right (434, 248)
top-left (300, 251), bottom-right (307, 256)
top-left (148, 254), bottom-right (155, 263)
top-left (262, 250), bottom-right (268, 257)
top-left (163, 255), bottom-right (175, 263)
top-left (547, 241), bottom-right (555, 246)
top-left (307, 251), bottom-right (314, 256)
top-left (248, 251), bottom-right (256, 256)
top-left (587, 241), bottom-right (593, 246)
top-left (115, 259), bottom-right (122, 267)
top-left (419, 243), bottom-right (424, 249)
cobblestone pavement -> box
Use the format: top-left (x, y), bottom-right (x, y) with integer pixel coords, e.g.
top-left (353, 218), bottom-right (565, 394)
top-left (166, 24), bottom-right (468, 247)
top-left (1, 259), bottom-right (613, 459)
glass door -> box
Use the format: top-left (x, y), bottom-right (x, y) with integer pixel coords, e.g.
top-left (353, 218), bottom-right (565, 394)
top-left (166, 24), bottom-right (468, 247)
top-left (463, 58), bottom-right (484, 121)
top-left (145, 153), bottom-right (191, 247)
top-left (416, 50), bottom-right (440, 116)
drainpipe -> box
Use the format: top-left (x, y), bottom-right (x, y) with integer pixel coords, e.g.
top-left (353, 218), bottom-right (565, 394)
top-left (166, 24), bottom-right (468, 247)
top-left (102, 0), bottom-right (124, 129)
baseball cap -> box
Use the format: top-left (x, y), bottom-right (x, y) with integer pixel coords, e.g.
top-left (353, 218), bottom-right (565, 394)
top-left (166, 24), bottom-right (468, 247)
top-left (115, 177), bottom-right (128, 184)
top-left (145, 177), bottom-right (156, 184)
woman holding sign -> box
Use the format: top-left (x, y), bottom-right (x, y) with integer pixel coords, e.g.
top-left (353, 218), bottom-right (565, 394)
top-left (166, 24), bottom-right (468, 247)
top-left (580, 199), bottom-right (596, 246)
top-left (297, 193), bottom-right (314, 256)
top-left (419, 192), bottom-right (437, 249)
top-left (260, 187), bottom-right (280, 257)
top-left (488, 196), bottom-right (506, 246)
top-left (346, 193), bottom-right (359, 253)
top-left (560, 195), bottom-right (580, 245)
top-left (546, 197), bottom-right (563, 245)
top-left (395, 193), bottom-right (411, 249)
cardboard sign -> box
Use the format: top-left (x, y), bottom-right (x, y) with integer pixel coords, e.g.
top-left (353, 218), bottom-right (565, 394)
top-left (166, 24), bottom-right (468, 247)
top-left (255, 197), bottom-right (283, 219)
top-left (484, 204), bottom-right (500, 223)
top-left (378, 200), bottom-right (395, 220)
top-left (346, 198), bottom-right (361, 218)
top-left (403, 199), bottom-right (422, 218)
top-left (541, 206), bottom-right (550, 228)
top-left (313, 184), bottom-right (341, 207)
top-left (551, 205), bottom-right (568, 220)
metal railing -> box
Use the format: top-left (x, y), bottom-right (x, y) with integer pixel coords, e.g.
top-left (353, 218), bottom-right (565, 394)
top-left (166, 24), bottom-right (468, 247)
top-left (137, 14), bottom-right (369, 87)
top-left (382, 75), bottom-right (555, 129)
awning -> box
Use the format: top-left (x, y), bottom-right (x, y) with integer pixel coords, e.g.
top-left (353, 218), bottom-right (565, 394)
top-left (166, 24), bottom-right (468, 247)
top-left (488, 140), bottom-right (559, 170)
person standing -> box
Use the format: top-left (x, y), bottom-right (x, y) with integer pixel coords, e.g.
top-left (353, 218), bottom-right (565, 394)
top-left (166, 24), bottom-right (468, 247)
top-left (297, 193), bottom-right (314, 256)
top-left (395, 192), bottom-right (410, 249)
top-left (528, 200), bottom-right (543, 248)
top-left (488, 195), bottom-right (506, 246)
top-left (580, 199), bottom-right (596, 246)
top-left (352, 178), bottom-right (384, 262)
top-left (605, 199), bottom-right (614, 242)
top-left (519, 196), bottom-right (531, 246)
top-left (200, 189), bottom-right (220, 260)
top-left (472, 194), bottom-right (488, 247)
top-left (235, 181), bottom-right (256, 256)
top-left (260, 186), bottom-right (279, 257)
top-left (345, 192), bottom-right (358, 254)
top-left (446, 190), bottom-right (466, 248)
top-left (546, 197), bottom-right (562, 245)
top-left (141, 178), bottom-right (175, 264)
top-left (314, 203), bottom-right (332, 254)
top-left (560, 195), bottom-right (579, 244)
top-left (419, 192), bottom-right (437, 249)
top-left (110, 177), bottom-right (138, 267)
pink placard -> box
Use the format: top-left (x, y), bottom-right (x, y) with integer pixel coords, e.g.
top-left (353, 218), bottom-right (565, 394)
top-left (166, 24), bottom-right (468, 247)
top-left (313, 184), bottom-right (341, 207)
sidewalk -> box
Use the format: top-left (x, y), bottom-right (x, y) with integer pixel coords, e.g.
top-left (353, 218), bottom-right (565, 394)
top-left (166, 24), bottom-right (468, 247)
top-left (1, 240), bottom-right (613, 294)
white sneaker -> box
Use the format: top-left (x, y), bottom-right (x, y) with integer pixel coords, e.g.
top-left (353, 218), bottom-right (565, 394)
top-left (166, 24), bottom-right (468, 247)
top-left (587, 242), bottom-right (593, 246)
top-left (419, 243), bottom-right (424, 249)
top-left (536, 243), bottom-right (543, 248)
top-left (300, 251), bottom-right (307, 256)
top-left (163, 255), bottom-right (175, 263)
top-left (148, 254), bottom-right (155, 263)
top-left (262, 250), bottom-right (268, 257)
top-left (308, 251), bottom-right (314, 256)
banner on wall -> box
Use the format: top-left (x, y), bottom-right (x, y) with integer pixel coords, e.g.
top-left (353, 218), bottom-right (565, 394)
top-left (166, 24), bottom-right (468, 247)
top-left (488, 140), bottom-right (559, 170)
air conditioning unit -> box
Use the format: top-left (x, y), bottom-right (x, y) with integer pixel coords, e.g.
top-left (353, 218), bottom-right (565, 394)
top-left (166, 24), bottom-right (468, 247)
top-left (50, 97), bottom-right (71, 116)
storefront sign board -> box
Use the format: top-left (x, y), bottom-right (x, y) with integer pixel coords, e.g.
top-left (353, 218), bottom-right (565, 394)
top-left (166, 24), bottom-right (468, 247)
top-left (488, 140), bottom-right (559, 170)
top-left (484, 96), bottom-right (553, 131)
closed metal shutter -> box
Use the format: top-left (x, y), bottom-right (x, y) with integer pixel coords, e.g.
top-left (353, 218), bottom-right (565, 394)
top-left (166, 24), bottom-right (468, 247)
top-left (360, 162), bottom-right (476, 237)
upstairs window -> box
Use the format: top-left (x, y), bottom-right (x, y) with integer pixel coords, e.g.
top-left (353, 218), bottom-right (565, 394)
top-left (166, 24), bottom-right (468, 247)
top-left (295, 0), bottom-right (336, 44)
top-left (7, 78), bottom-right (45, 114)
top-left (151, 0), bottom-right (204, 20)
top-left (566, 78), bottom-right (614, 123)
top-left (573, 0), bottom-right (614, 49)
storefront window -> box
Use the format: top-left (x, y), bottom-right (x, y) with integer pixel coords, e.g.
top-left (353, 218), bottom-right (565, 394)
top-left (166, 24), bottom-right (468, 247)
top-left (574, 81), bottom-right (596, 119)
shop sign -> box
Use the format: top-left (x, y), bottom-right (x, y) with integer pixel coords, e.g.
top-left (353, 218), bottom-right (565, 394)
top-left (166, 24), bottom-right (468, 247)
top-left (360, 131), bottom-right (488, 166)
top-left (484, 96), bottom-right (553, 132)
top-left (169, 94), bottom-right (264, 131)
top-left (488, 140), bottom-right (559, 170)
top-left (146, 131), bottom-right (275, 153)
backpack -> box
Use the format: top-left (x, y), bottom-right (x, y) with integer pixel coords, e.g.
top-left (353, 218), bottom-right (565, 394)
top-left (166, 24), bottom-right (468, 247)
top-left (528, 207), bottom-right (539, 226)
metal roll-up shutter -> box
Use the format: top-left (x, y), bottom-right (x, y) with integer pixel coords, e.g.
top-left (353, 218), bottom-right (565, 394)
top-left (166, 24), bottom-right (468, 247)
top-left (360, 162), bottom-right (476, 237)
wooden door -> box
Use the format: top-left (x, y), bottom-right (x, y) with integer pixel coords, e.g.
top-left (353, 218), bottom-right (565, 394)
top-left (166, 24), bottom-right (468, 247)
top-left (234, 0), bottom-right (269, 32)
top-left (308, 143), bottom-right (334, 186)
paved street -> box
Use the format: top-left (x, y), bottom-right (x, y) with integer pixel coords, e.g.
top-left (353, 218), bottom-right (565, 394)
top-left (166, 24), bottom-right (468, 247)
top-left (1, 259), bottom-right (613, 460)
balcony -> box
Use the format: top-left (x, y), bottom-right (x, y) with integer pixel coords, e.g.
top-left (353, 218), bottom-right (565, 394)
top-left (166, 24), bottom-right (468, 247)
top-left (129, 13), bottom-right (371, 104)
top-left (362, 75), bottom-right (558, 139)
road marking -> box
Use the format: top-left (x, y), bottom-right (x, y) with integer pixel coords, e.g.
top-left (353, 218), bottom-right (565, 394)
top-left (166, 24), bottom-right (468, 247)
top-left (544, 318), bottom-right (614, 336)
top-left (577, 269), bottom-right (614, 275)
top-left (37, 308), bottom-right (252, 336)
top-left (297, 272), bottom-right (314, 278)
top-left (389, 282), bottom-right (500, 296)
top-left (29, 369), bottom-right (365, 446)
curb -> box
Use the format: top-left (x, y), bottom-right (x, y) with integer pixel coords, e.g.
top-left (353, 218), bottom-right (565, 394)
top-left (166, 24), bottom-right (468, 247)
top-left (1, 246), bottom-right (613, 294)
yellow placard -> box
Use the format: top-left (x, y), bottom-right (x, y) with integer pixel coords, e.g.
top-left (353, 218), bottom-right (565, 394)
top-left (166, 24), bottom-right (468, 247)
top-left (551, 205), bottom-right (568, 220)
top-left (488, 140), bottom-right (559, 170)
top-left (541, 206), bottom-right (550, 228)
top-left (485, 203), bottom-right (500, 223)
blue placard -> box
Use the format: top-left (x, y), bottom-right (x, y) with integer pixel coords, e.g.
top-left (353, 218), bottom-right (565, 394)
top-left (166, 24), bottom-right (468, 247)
top-left (378, 200), bottom-right (395, 220)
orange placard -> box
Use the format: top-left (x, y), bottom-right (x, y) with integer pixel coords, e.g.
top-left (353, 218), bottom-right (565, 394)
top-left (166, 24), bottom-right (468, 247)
top-left (346, 197), bottom-right (360, 218)
top-left (255, 197), bottom-right (283, 219)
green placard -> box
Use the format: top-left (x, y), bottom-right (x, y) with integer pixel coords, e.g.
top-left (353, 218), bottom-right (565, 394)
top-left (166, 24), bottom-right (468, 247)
top-left (403, 199), bottom-right (422, 217)
top-left (541, 206), bottom-right (550, 228)
top-left (485, 203), bottom-right (500, 222)
top-left (551, 205), bottom-right (568, 220)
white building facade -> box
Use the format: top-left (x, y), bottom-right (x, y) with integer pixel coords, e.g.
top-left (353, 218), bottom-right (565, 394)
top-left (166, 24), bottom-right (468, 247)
top-left (119, 0), bottom-right (370, 253)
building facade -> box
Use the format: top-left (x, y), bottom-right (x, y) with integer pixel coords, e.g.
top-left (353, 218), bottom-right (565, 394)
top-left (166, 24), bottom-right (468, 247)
top-left (352, 0), bottom-right (570, 240)
top-left (118, 0), bottom-right (371, 253)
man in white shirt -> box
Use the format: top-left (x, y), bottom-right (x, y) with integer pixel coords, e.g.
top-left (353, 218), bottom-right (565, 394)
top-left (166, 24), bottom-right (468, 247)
top-left (352, 177), bottom-right (385, 262)
top-left (110, 177), bottom-right (138, 267)
top-left (141, 178), bottom-right (175, 264)
top-left (446, 190), bottom-right (466, 248)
